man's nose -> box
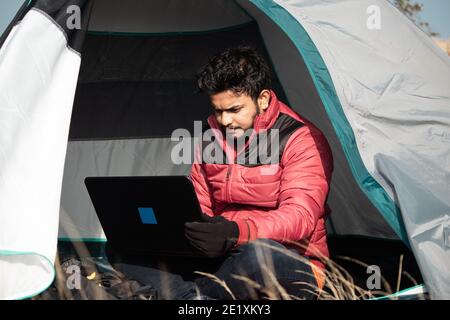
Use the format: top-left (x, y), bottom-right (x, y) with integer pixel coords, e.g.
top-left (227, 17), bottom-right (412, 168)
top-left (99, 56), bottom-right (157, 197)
top-left (220, 112), bottom-right (233, 127)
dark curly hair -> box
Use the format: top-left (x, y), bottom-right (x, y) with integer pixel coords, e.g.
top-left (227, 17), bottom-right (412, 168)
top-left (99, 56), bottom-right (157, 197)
top-left (196, 46), bottom-right (272, 102)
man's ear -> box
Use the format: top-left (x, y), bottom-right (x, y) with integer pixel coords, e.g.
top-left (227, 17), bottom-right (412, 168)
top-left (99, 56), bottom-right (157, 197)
top-left (257, 89), bottom-right (271, 114)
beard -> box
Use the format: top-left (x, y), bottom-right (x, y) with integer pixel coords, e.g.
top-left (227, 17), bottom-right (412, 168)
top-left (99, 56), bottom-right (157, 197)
top-left (222, 106), bottom-right (259, 147)
top-left (223, 127), bottom-right (252, 152)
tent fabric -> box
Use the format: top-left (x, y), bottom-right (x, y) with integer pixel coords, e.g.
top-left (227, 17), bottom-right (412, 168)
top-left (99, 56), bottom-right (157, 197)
top-left (263, 0), bottom-right (450, 298)
top-left (69, 22), bottom-right (287, 140)
top-left (0, 0), bottom-right (449, 299)
top-left (33, 0), bottom-right (93, 53)
top-left (88, 0), bottom-right (253, 33)
top-left (59, 138), bottom-right (192, 240)
top-left (0, 7), bottom-right (84, 299)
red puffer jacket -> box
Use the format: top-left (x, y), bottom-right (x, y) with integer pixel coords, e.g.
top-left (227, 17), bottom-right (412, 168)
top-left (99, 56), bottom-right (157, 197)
top-left (190, 91), bottom-right (333, 275)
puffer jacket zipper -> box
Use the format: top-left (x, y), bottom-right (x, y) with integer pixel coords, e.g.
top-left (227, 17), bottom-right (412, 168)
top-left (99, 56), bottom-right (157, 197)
top-left (225, 165), bottom-right (232, 203)
top-left (208, 114), bottom-right (261, 204)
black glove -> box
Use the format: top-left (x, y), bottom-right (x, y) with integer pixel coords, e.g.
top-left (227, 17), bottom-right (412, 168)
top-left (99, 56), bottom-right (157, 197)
top-left (185, 213), bottom-right (239, 258)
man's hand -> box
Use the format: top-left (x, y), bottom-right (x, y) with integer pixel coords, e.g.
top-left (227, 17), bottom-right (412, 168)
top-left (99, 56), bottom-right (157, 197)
top-left (185, 213), bottom-right (239, 258)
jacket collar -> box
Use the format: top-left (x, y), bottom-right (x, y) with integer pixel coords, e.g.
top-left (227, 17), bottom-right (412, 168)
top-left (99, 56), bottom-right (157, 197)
top-left (253, 90), bottom-right (281, 132)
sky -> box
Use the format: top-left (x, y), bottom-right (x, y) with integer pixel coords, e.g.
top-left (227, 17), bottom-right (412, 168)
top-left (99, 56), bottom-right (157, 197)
top-left (1, 0), bottom-right (450, 39)
top-left (0, 0), bottom-right (25, 36)
top-left (416, 0), bottom-right (450, 38)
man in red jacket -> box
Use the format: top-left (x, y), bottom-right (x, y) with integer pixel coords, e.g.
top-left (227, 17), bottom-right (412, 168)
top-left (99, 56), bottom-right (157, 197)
top-left (186, 46), bottom-right (333, 299)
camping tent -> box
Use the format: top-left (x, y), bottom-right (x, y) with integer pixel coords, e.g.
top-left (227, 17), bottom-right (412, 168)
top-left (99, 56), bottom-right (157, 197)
top-left (0, 0), bottom-right (449, 300)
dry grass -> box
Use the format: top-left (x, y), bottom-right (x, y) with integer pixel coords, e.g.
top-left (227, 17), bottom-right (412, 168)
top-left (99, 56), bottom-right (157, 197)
top-left (35, 238), bottom-right (422, 300)
top-left (190, 240), bottom-right (422, 300)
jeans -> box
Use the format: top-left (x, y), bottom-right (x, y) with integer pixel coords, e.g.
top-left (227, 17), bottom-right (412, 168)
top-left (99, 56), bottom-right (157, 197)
top-left (112, 239), bottom-right (318, 300)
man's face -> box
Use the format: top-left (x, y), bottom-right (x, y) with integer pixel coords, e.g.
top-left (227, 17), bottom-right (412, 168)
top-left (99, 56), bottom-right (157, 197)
top-left (210, 90), bottom-right (264, 139)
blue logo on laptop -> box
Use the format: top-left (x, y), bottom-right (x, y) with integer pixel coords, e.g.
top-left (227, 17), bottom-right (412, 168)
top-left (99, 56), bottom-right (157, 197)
top-left (138, 207), bottom-right (157, 224)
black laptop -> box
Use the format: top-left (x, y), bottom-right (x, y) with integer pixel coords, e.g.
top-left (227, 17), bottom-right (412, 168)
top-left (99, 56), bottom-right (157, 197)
top-left (84, 176), bottom-right (204, 257)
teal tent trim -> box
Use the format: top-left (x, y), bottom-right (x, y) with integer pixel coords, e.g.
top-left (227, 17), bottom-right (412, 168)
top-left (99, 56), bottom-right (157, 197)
top-left (249, 0), bottom-right (409, 244)
top-left (58, 237), bottom-right (107, 242)
top-left (371, 284), bottom-right (426, 300)
top-left (0, 250), bottom-right (55, 300)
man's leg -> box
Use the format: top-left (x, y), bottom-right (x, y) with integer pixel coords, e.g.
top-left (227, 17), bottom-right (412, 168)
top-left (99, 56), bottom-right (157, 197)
top-left (107, 246), bottom-right (206, 300)
top-left (113, 262), bottom-right (202, 300)
top-left (194, 239), bottom-right (319, 300)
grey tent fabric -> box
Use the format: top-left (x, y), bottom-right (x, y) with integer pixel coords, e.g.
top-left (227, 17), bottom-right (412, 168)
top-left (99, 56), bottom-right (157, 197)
top-left (266, 0), bottom-right (450, 298)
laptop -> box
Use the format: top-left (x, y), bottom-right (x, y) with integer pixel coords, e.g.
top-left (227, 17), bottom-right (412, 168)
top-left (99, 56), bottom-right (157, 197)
top-left (84, 176), bottom-right (204, 257)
